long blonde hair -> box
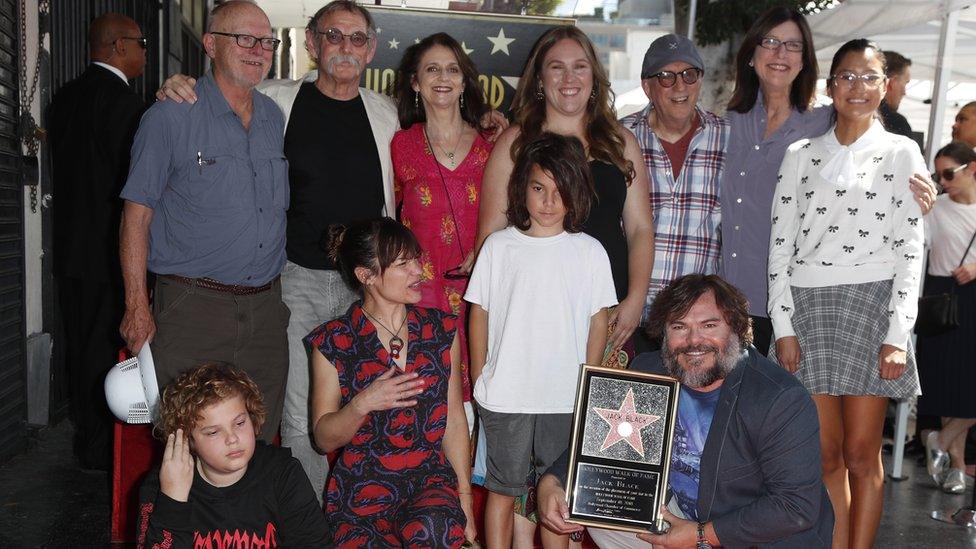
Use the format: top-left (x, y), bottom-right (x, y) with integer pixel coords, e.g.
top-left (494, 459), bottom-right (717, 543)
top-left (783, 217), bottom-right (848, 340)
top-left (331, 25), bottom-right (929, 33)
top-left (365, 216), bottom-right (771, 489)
top-left (509, 26), bottom-right (634, 183)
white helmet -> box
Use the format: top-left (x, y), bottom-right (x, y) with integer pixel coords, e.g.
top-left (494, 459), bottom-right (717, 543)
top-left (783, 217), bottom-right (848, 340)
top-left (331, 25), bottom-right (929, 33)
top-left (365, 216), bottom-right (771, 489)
top-left (104, 344), bottom-right (160, 424)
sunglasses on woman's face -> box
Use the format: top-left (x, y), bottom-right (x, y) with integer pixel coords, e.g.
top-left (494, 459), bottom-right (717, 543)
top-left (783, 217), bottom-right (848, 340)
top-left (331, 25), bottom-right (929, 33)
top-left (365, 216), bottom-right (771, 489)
top-left (443, 266), bottom-right (469, 280)
top-left (932, 164), bottom-right (968, 186)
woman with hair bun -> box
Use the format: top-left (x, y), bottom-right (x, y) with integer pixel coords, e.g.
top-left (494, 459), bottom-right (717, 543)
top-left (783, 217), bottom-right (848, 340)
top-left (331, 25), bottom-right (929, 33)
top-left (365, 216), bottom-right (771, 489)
top-left (305, 218), bottom-right (475, 548)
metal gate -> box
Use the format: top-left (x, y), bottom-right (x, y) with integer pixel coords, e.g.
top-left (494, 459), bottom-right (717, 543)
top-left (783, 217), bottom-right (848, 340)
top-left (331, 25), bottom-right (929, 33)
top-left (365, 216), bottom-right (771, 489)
top-left (0, 0), bottom-right (26, 462)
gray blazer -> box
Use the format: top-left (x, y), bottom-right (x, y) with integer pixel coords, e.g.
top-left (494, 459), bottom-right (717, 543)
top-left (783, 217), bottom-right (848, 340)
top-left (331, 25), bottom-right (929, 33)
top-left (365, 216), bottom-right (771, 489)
top-left (548, 347), bottom-right (833, 548)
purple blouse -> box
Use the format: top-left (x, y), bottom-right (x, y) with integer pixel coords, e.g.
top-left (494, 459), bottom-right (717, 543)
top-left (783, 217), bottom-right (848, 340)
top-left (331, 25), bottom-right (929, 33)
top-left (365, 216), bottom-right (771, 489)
top-left (720, 98), bottom-right (833, 317)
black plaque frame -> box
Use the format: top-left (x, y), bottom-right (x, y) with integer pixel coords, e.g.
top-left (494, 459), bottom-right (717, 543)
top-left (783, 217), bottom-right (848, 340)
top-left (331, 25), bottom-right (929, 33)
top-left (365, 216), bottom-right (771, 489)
top-left (565, 365), bottom-right (679, 534)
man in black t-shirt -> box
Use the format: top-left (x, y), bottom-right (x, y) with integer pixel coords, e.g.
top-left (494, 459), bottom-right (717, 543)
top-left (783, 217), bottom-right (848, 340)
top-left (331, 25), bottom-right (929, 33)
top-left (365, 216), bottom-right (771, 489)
top-left (880, 51), bottom-right (915, 141)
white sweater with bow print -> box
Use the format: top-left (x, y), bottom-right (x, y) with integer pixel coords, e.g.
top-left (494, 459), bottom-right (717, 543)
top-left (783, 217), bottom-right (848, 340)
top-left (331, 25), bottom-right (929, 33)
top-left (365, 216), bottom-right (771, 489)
top-left (767, 121), bottom-right (925, 350)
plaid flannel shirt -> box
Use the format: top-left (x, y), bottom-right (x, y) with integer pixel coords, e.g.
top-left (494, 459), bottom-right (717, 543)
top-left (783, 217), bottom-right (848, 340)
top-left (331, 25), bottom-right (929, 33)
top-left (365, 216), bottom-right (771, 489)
top-left (622, 104), bottom-right (729, 322)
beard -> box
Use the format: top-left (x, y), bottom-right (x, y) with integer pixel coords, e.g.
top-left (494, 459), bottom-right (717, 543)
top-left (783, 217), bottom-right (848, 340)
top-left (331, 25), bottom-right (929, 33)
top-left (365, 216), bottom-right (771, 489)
top-left (324, 54), bottom-right (362, 76)
top-left (662, 333), bottom-right (742, 389)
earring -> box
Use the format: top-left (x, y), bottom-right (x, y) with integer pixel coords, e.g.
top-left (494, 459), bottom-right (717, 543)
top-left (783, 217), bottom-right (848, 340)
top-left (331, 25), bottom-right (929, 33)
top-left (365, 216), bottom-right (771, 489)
top-left (414, 91), bottom-right (419, 111)
top-left (536, 84), bottom-right (544, 100)
top-left (460, 93), bottom-right (465, 108)
top-left (590, 86), bottom-right (597, 102)
top-left (748, 60), bottom-right (754, 67)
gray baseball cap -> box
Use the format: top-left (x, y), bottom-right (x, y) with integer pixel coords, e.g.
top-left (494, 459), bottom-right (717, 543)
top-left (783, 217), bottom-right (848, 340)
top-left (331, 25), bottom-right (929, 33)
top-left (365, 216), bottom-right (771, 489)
top-left (641, 34), bottom-right (705, 79)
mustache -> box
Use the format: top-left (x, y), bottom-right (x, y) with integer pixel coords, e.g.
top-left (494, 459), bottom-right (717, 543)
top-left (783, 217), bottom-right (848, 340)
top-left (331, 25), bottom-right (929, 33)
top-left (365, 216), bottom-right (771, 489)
top-left (673, 344), bottom-right (720, 355)
top-left (325, 54), bottom-right (362, 73)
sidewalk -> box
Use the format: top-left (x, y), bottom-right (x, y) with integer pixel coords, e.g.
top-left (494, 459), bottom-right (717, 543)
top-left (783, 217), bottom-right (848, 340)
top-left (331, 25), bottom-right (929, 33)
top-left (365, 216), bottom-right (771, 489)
top-left (0, 419), bottom-right (974, 547)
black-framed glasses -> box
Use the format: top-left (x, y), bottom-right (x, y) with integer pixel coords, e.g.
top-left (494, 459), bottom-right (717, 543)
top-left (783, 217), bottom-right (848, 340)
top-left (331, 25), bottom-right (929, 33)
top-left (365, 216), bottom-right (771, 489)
top-left (758, 36), bottom-right (804, 53)
top-left (210, 31), bottom-right (280, 51)
top-left (648, 67), bottom-right (702, 88)
top-left (932, 164), bottom-right (967, 186)
top-left (829, 71), bottom-right (886, 89)
top-left (121, 36), bottom-right (147, 49)
top-left (316, 27), bottom-right (370, 48)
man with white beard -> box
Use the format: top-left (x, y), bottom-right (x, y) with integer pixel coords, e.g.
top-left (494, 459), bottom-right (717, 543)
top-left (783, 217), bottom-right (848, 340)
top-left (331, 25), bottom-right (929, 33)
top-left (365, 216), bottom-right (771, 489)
top-left (537, 274), bottom-right (834, 548)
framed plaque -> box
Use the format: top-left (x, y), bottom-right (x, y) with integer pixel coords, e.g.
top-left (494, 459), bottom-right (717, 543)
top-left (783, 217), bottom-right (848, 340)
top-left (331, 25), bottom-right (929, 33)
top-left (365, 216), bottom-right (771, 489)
top-left (564, 365), bottom-right (679, 533)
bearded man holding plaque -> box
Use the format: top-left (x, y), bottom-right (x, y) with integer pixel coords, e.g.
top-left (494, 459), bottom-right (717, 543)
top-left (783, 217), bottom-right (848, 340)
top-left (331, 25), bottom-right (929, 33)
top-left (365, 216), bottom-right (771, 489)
top-left (539, 274), bottom-right (833, 548)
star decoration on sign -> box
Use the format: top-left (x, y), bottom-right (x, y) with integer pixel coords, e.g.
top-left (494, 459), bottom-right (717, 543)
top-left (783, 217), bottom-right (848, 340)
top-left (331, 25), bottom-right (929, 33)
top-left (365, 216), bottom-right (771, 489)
top-left (593, 388), bottom-right (661, 458)
top-left (461, 41), bottom-right (474, 55)
top-left (388, 38), bottom-right (399, 50)
top-left (415, 37), bottom-right (421, 44)
top-left (376, 27), bottom-right (382, 34)
top-left (487, 28), bottom-right (515, 55)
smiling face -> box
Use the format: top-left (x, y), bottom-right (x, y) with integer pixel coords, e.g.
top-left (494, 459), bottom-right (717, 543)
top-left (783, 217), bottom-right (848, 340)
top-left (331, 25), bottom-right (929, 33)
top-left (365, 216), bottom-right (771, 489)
top-left (306, 9), bottom-right (376, 86)
top-left (662, 291), bottom-right (739, 391)
top-left (539, 38), bottom-right (594, 119)
top-left (204, 3), bottom-right (273, 90)
top-left (828, 47), bottom-right (886, 122)
top-left (752, 20), bottom-right (804, 96)
top-left (412, 44), bottom-right (463, 112)
top-left (190, 395), bottom-right (256, 487)
top-left (642, 61), bottom-right (701, 126)
top-left (952, 106), bottom-right (976, 147)
top-left (524, 165), bottom-right (568, 237)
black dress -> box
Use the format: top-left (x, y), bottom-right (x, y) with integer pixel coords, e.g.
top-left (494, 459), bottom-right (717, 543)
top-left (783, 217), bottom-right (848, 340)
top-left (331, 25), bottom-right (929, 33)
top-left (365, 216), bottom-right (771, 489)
top-left (582, 160), bottom-right (629, 301)
top-left (916, 274), bottom-right (976, 418)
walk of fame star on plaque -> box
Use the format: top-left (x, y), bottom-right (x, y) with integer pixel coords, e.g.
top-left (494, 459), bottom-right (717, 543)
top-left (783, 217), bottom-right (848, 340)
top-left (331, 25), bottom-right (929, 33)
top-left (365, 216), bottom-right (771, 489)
top-left (593, 388), bottom-right (661, 458)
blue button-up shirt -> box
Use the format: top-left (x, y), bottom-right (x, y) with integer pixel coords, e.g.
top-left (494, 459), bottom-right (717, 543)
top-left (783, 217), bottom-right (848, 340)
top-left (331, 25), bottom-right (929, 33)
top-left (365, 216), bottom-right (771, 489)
top-left (121, 73), bottom-right (288, 286)
top-left (720, 97), bottom-right (832, 317)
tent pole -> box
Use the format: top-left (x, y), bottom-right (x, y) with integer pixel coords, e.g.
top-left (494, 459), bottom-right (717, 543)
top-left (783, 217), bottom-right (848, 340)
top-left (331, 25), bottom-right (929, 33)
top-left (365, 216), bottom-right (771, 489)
top-left (925, 7), bottom-right (960, 166)
top-left (687, 0), bottom-right (697, 41)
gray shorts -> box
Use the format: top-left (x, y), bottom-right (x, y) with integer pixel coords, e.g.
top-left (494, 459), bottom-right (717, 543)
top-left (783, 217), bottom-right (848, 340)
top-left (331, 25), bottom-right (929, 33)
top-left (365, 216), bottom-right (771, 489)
top-left (478, 406), bottom-right (572, 497)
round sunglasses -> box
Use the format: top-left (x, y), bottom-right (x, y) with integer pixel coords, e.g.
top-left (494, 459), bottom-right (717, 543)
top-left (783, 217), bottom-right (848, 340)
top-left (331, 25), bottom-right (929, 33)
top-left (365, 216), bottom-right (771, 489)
top-left (932, 163), bottom-right (968, 186)
top-left (647, 67), bottom-right (702, 88)
top-left (316, 27), bottom-right (370, 48)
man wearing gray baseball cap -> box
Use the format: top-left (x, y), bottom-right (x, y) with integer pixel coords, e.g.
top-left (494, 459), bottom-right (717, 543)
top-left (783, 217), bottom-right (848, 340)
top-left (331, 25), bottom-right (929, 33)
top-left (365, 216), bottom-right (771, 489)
top-left (622, 34), bottom-right (729, 353)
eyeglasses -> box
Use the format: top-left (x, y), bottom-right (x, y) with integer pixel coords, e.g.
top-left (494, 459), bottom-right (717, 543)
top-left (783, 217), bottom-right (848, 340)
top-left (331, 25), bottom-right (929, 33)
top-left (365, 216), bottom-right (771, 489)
top-left (647, 67), bottom-right (702, 88)
top-left (316, 27), bottom-right (370, 48)
top-left (210, 31), bottom-right (281, 52)
top-left (758, 36), bottom-right (804, 53)
top-left (932, 164), bottom-right (967, 186)
top-left (120, 36), bottom-right (147, 49)
top-left (830, 72), bottom-right (886, 89)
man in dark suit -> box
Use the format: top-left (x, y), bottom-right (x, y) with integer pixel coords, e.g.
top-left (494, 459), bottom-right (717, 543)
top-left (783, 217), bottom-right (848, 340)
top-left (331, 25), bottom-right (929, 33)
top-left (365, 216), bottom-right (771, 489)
top-left (879, 51), bottom-right (914, 140)
top-left (48, 12), bottom-right (146, 470)
top-left (538, 274), bottom-right (833, 548)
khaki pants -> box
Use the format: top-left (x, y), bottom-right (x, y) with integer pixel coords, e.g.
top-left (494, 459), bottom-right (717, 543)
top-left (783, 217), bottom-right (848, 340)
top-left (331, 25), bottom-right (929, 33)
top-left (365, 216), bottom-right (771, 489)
top-left (151, 275), bottom-right (289, 442)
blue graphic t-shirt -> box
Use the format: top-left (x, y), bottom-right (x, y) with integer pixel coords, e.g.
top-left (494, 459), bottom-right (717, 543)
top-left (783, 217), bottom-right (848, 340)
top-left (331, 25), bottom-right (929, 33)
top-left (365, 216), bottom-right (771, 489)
top-left (669, 385), bottom-right (721, 521)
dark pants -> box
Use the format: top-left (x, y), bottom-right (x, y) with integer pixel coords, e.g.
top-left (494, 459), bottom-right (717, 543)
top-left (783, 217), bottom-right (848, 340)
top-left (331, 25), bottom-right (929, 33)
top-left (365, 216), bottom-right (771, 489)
top-left (750, 315), bottom-right (774, 357)
top-left (58, 276), bottom-right (124, 470)
top-left (152, 276), bottom-right (289, 441)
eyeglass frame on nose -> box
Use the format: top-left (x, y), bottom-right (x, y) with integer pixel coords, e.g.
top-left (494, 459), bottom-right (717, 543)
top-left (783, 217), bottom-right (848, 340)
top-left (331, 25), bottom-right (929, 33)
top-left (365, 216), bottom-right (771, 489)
top-left (646, 67), bottom-right (702, 88)
top-left (315, 27), bottom-right (371, 48)
top-left (932, 163), bottom-right (968, 187)
top-left (829, 71), bottom-right (886, 89)
top-left (758, 36), bottom-right (804, 53)
top-left (119, 36), bottom-right (148, 49)
top-left (210, 31), bottom-right (281, 52)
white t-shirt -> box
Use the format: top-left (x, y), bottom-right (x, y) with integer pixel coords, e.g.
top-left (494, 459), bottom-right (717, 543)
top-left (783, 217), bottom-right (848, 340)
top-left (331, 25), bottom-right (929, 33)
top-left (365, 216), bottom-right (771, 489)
top-left (768, 121), bottom-right (926, 350)
top-left (925, 194), bottom-right (976, 276)
top-left (464, 227), bottom-right (617, 413)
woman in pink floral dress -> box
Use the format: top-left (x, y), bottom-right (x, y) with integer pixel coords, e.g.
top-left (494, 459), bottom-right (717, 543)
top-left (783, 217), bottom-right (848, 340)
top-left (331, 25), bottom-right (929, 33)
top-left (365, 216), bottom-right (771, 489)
top-left (391, 33), bottom-right (493, 406)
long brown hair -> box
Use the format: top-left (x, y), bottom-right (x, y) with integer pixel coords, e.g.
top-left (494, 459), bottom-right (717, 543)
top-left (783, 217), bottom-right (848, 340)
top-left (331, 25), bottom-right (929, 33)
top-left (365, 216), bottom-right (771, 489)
top-left (509, 25), bottom-right (634, 183)
top-left (393, 33), bottom-right (489, 131)
top-left (727, 6), bottom-right (818, 114)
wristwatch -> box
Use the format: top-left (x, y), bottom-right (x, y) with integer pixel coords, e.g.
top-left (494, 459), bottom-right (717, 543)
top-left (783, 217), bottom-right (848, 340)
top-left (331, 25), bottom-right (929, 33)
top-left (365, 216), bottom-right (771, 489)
top-left (697, 522), bottom-right (712, 549)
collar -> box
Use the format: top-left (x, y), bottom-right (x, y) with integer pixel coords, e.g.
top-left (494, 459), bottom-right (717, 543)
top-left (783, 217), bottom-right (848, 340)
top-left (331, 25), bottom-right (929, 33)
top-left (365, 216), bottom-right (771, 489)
top-left (199, 71), bottom-right (268, 123)
top-left (819, 119), bottom-right (886, 187)
top-left (92, 62), bottom-right (128, 84)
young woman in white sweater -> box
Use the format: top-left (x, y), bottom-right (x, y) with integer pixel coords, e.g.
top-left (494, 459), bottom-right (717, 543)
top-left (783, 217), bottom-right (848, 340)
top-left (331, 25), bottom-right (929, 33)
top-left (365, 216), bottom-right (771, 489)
top-left (767, 39), bottom-right (925, 549)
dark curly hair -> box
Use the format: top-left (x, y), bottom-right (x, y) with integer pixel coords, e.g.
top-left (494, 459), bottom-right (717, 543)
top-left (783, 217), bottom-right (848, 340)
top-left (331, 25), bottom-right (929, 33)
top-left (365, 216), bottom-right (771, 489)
top-left (645, 274), bottom-right (753, 348)
top-left (506, 132), bottom-right (593, 233)
top-left (393, 32), bottom-right (489, 131)
top-left (156, 361), bottom-right (266, 442)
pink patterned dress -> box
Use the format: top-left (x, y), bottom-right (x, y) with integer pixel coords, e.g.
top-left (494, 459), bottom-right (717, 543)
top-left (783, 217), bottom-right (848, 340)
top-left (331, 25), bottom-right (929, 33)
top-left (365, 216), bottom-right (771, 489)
top-left (391, 122), bottom-right (491, 401)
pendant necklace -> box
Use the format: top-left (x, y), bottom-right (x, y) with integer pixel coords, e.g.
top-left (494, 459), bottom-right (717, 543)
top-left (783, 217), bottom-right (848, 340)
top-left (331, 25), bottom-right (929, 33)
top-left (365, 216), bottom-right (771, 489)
top-left (426, 125), bottom-right (463, 169)
top-left (362, 307), bottom-right (408, 359)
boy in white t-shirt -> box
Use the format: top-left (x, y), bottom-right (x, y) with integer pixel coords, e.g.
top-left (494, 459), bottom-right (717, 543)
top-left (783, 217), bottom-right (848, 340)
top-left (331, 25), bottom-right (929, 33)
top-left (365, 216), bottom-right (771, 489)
top-left (466, 133), bottom-right (617, 547)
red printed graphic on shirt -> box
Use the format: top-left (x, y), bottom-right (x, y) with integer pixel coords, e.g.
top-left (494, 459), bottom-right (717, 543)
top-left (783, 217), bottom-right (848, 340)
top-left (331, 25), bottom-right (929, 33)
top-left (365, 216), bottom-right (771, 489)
top-left (192, 523), bottom-right (277, 548)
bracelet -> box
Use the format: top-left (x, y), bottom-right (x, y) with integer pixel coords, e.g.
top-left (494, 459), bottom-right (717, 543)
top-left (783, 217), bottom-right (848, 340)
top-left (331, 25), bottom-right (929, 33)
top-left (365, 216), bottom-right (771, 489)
top-left (696, 522), bottom-right (711, 549)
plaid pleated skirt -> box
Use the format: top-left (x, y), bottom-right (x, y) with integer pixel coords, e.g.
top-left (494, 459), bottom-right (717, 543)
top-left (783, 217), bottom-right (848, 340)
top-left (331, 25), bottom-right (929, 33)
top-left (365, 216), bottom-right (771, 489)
top-left (769, 280), bottom-right (920, 398)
